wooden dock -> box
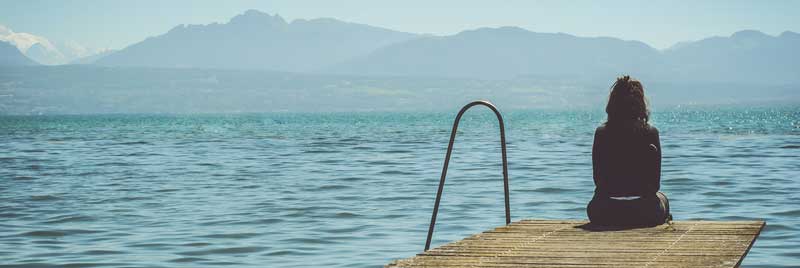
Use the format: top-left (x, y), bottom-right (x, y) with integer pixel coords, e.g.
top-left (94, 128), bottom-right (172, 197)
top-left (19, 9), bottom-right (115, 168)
top-left (387, 219), bottom-right (764, 268)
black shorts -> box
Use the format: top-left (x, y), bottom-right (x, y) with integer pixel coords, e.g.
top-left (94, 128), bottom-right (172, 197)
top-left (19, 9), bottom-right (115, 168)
top-left (587, 192), bottom-right (670, 227)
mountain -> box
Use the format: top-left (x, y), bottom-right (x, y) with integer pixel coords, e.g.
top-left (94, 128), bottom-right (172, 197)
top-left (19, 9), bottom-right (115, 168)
top-left (662, 30), bottom-right (800, 84)
top-left (333, 26), bottom-right (660, 80)
top-left (92, 11), bottom-right (798, 84)
top-left (0, 24), bottom-right (62, 64)
top-left (96, 10), bottom-right (418, 72)
top-left (25, 42), bottom-right (65, 65)
top-left (334, 28), bottom-right (800, 84)
top-left (0, 41), bottom-right (37, 66)
top-left (1, 24), bottom-right (104, 65)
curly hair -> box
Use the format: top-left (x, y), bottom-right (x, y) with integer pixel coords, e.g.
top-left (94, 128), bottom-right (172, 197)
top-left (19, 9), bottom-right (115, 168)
top-left (605, 75), bottom-right (650, 127)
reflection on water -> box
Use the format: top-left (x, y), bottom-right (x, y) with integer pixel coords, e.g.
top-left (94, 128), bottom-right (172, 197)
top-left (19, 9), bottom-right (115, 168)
top-left (1, 106), bottom-right (798, 267)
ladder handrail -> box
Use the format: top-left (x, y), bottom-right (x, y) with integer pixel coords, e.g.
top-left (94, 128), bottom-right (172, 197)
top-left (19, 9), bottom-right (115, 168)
top-left (424, 100), bottom-right (510, 251)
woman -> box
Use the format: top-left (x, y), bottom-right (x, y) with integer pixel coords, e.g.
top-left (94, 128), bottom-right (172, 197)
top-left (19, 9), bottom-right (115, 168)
top-left (587, 75), bottom-right (670, 227)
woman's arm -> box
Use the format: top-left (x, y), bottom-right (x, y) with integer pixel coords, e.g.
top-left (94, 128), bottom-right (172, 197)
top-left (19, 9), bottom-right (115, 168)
top-left (592, 128), bottom-right (603, 189)
top-left (648, 127), bottom-right (662, 193)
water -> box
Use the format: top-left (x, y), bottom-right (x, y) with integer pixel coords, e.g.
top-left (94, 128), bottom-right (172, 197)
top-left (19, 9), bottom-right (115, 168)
top-left (1, 106), bottom-right (798, 268)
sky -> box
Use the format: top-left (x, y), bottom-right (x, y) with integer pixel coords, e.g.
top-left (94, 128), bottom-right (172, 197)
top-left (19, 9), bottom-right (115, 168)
top-left (1, 0), bottom-right (798, 50)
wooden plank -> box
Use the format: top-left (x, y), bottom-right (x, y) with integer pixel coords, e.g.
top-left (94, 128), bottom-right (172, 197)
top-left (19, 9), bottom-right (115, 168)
top-left (386, 219), bottom-right (764, 268)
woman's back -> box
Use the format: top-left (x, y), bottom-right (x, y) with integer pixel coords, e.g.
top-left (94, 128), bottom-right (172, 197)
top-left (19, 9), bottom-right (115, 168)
top-left (592, 123), bottom-right (661, 197)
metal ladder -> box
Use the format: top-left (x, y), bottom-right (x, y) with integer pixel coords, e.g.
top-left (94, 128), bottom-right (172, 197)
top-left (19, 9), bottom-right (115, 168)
top-left (424, 100), bottom-right (511, 251)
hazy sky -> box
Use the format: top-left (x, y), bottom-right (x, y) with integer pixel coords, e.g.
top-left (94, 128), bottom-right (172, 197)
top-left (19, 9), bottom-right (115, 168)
top-left (1, 0), bottom-right (798, 50)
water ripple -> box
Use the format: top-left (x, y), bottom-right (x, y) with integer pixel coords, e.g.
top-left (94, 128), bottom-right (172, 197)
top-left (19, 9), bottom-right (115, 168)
top-left (0, 108), bottom-right (797, 267)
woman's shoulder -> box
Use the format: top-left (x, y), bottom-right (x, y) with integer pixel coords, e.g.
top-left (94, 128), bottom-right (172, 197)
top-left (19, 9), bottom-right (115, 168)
top-left (595, 124), bottom-right (606, 132)
top-left (595, 124), bottom-right (608, 136)
top-left (646, 125), bottom-right (659, 135)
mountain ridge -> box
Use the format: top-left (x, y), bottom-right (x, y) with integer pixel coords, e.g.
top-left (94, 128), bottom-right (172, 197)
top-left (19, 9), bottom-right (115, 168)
top-left (331, 26), bottom-right (662, 80)
top-left (333, 28), bottom-right (798, 83)
top-left (92, 10), bottom-right (798, 84)
top-left (95, 10), bottom-right (419, 72)
top-left (0, 40), bottom-right (38, 66)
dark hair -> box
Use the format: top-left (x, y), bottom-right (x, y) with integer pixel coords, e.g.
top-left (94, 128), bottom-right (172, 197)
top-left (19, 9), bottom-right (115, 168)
top-left (605, 75), bottom-right (649, 127)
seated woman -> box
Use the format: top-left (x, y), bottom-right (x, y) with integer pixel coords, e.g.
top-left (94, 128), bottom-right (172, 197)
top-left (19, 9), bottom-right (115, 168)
top-left (587, 75), bottom-right (670, 227)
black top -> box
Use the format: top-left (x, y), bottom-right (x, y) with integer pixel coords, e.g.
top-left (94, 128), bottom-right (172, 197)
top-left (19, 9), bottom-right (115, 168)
top-left (592, 123), bottom-right (661, 197)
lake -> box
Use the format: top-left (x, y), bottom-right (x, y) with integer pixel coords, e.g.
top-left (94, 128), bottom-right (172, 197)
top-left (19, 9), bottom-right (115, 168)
top-left (1, 106), bottom-right (798, 267)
